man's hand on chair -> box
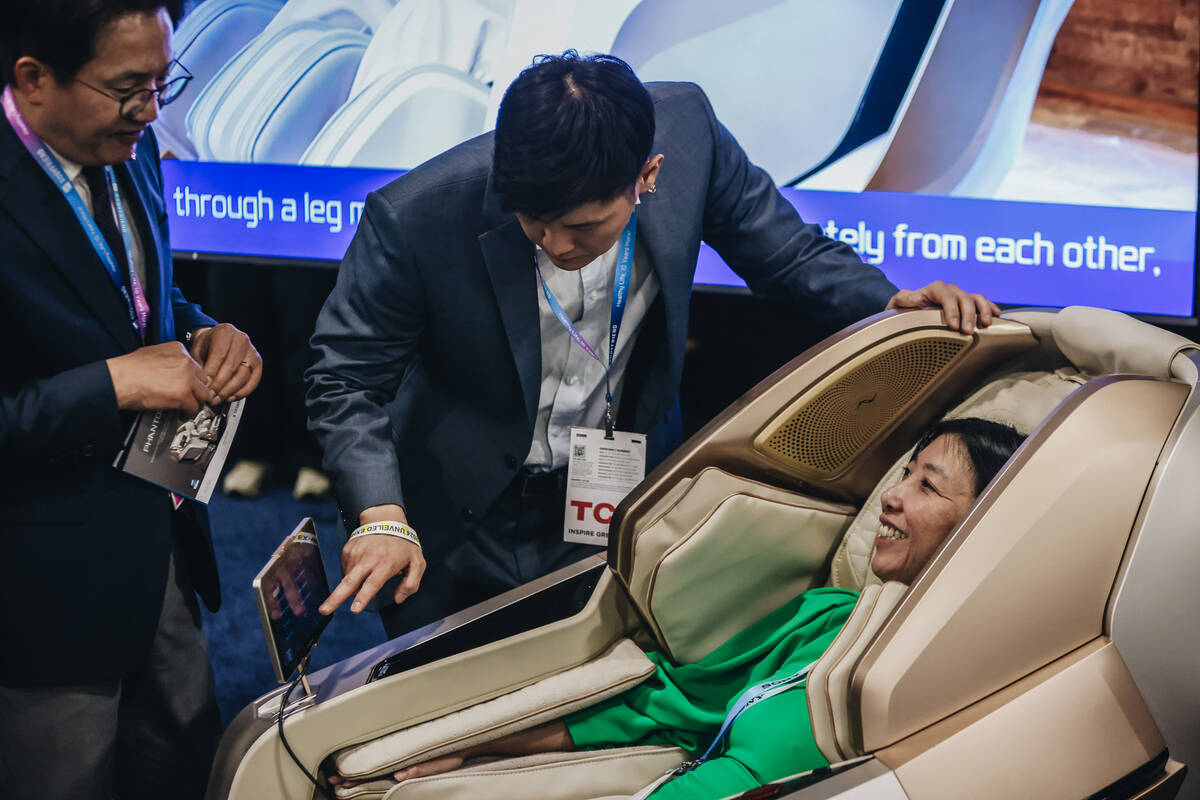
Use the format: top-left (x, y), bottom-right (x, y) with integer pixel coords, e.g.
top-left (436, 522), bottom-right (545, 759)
top-left (318, 504), bottom-right (426, 615)
top-left (886, 281), bottom-right (1002, 334)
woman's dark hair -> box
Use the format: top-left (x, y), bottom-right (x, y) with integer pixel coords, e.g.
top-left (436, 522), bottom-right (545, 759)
top-left (911, 417), bottom-right (1026, 497)
top-left (1, 0), bottom-right (182, 86)
top-left (492, 51), bottom-right (655, 220)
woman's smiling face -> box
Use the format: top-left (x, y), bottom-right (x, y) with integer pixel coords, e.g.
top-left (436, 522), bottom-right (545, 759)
top-left (872, 434), bottom-right (978, 585)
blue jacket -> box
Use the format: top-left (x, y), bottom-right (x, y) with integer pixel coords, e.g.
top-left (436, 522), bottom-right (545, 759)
top-left (0, 120), bottom-right (219, 686)
top-left (307, 82), bottom-right (897, 559)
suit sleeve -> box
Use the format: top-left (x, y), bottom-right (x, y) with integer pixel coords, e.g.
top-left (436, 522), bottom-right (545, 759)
top-left (305, 191), bottom-right (425, 521)
top-left (170, 284), bottom-right (217, 338)
top-left (0, 360), bottom-right (125, 467)
top-left (691, 85), bottom-right (898, 328)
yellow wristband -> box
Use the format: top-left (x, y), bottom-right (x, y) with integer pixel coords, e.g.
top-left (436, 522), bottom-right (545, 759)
top-left (350, 521), bottom-right (421, 549)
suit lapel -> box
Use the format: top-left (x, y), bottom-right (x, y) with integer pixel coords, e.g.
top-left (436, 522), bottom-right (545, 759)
top-left (0, 126), bottom-right (141, 351)
top-left (629, 187), bottom-right (688, 418)
top-left (479, 218), bottom-right (541, 426)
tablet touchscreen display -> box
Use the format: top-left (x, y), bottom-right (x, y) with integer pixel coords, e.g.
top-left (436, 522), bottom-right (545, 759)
top-left (252, 519), bottom-right (332, 683)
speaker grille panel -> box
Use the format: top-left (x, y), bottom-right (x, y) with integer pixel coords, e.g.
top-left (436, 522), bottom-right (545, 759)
top-left (760, 338), bottom-right (967, 474)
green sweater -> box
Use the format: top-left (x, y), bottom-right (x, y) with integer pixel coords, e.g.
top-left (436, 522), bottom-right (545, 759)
top-left (564, 588), bottom-right (858, 800)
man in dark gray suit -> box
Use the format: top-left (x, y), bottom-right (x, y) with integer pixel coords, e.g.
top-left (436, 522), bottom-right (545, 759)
top-left (308, 53), bottom-right (998, 638)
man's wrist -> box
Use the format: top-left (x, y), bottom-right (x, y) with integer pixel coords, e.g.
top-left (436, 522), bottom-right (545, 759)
top-left (359, 503), bottom-right (407, 526)
top-left (104, 353), bottom-right (137, 409)
top-left (350, 520), bottom-right (420, 549)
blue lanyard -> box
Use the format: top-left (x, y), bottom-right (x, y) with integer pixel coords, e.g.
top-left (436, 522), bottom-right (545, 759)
top-left (631, 660), bottom-right (816, 800)
top-left (534, 207), bottom-right (637, 438)
top-left (2, 86), bottom-right (147, 340)
top-left (696, 661), bottom-right (816, 766)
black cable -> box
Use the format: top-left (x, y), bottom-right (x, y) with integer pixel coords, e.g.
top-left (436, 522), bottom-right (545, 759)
top-left (276, 662), bottom-right (336, 800)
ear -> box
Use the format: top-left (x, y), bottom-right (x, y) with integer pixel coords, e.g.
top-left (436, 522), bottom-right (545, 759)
top-left (636, 154), bottom-right (664, 195)
top-left (12, 56), bottom-right (55, 106)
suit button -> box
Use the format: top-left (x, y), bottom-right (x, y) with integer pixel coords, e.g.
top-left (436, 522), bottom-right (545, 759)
top-left (462, 507), bottom-right (474, 521)
top-left (504, 454), bottom-right (517, 469)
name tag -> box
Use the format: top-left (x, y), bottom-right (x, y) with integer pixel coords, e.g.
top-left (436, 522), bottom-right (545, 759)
top-left (563, 427), bottom-right (647, 545)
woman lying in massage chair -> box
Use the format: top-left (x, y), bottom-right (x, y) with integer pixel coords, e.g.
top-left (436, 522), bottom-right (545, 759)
top-left (330, 417), bottom-right (1025, 799)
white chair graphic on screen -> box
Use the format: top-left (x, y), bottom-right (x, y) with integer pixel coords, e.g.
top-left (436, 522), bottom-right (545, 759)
top-left (181, 0), bottom-right (400, 164)
top-left (301, 0), bottom-right (510, 169)
top-left (255, 0), bottom-right (397, 37)
top-left (866, 0), bottom-right (1076, 197)
top-left (300, 65), bottom-right (492, 169)
top-left (185, 19), bottom-right (369, 164)
top-left (611, 0), bottom-right (917, 188)
top-left (152, 0), bottom-right (283, 159)
top-left (349, 0), bottom-right (507, 97)
top-left (611, 0), bottom-right (1074, 198)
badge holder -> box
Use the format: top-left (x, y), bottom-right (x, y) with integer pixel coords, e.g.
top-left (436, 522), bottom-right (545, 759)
top-left (564, 426), bottom-right (647, 545)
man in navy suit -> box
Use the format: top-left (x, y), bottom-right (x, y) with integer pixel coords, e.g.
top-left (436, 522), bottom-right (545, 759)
top-left (0, 3), bottom-right (261, 798)
top-left (308, 53), bottom-right (1000, 638)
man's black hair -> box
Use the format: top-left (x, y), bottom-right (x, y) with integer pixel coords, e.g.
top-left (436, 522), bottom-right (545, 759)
top-left (492, 50), bottom-right (655, 220)
top-left (1, 0), bottom-right (182, 87)
top-left (912, 417), bottom-right (1026, 497)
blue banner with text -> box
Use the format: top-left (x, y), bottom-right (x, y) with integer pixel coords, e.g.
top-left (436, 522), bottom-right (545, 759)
top-left (163, 160), bottom-right (1195, 317)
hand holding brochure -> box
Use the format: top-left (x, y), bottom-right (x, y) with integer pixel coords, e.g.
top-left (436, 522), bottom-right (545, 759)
top-left (113, 399), bottom-right (245, 504)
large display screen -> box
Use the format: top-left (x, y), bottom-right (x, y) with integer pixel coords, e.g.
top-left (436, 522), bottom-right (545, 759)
top-left (162, 0), bottom-right (1199, 320)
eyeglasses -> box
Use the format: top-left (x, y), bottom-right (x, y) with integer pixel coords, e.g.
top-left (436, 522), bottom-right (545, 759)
top-left (74, 60), bottom-right (193, 121)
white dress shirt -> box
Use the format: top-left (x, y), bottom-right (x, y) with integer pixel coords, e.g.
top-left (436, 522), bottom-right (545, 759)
top-left (45, 143), bottom-right (148, 291)
top-left (525, 230), bottom-right (661, 471)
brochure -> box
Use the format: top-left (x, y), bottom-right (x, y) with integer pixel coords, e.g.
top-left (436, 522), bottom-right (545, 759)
top-left (113, 399), bottom-right (245, 504)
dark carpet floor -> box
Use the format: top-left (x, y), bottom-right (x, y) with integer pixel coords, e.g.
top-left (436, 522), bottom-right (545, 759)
top-left (201, 486), bottom-right (385, 725)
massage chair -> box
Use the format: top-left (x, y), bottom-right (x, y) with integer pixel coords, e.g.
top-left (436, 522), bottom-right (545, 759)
top-left (206, 306), bottom-right (1197, 799)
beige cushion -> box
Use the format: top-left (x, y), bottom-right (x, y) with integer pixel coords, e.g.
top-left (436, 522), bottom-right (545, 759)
top-left (829, 368), bottom-right (1086, 591)
top-left (625, 467), bottom-right (854, 663)
top-left (807, 584), bottom-right (884, 761)
top-left (333, 639), bottom-right (654, 780)
top-left (334, 779), bottom-right (393, 800)
top-left (649, 491), bottom-right (853, 663)
top-left (627, 468), bottom-right (850, 595)
top-left (826, 582), bottom-right (907, 758)
top-left (1053, 305), bottom-right (1197, 379)
top-left (380, 745), bottom-right (686, 800)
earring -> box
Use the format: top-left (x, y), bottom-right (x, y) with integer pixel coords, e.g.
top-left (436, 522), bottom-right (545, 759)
top-left (646, 184), bottom-right (657, 194)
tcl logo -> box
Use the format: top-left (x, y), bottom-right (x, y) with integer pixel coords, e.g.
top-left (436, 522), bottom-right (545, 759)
top-left (570, 500), bottom-right (615, 524)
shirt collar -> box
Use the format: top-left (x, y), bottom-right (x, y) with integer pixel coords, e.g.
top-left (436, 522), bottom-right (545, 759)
top-left (44, 141), bottom-right (83, 184)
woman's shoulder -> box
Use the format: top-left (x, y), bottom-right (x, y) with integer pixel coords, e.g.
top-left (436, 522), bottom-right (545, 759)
top-left (800, 587), bottom-right (861, 609)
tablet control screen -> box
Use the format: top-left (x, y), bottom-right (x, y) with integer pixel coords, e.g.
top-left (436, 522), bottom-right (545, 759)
top-left (252, 519), bottom-right (332, 683)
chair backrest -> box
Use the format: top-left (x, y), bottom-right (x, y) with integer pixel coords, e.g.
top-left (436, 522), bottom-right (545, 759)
top-left (801, 307), bottom-right (1199, 766)
top-left (828, 366), bottom-right (1087, 591)
top-left (845, 307), bottom-right (1196, 754)
top-left (610, 311), bottom-right (1041, 661)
